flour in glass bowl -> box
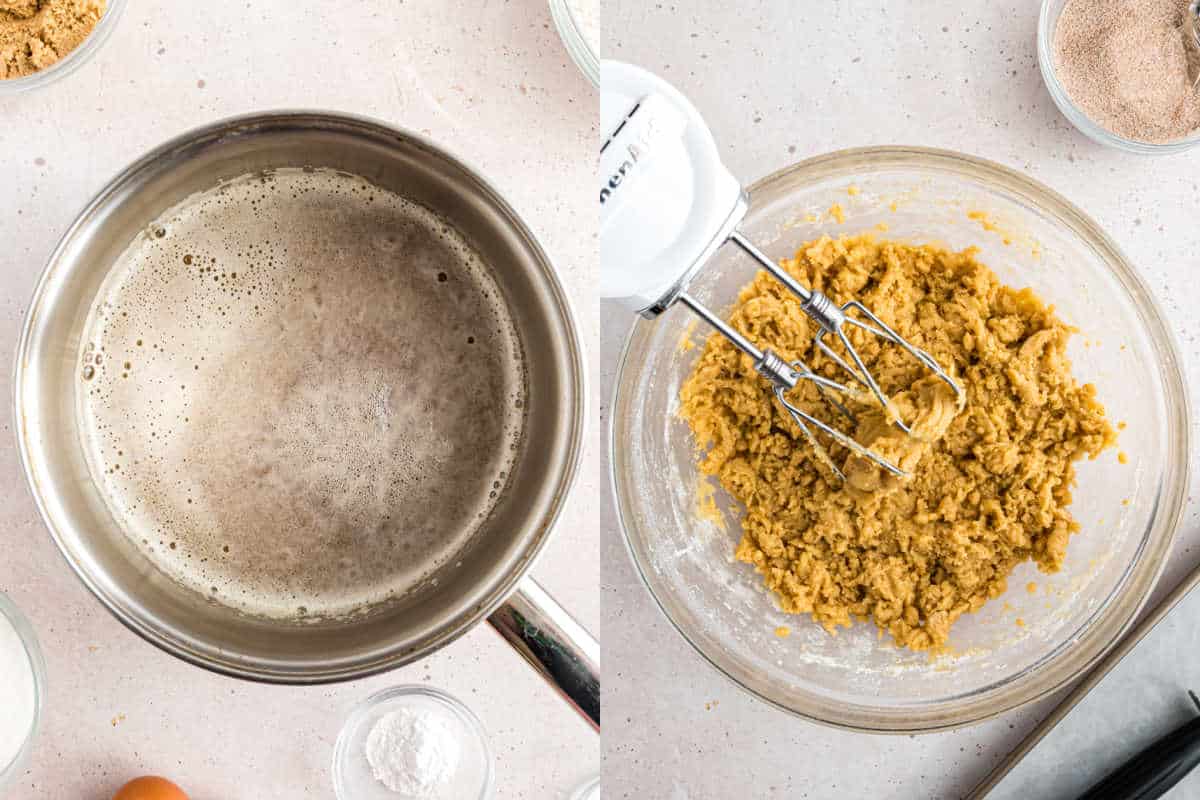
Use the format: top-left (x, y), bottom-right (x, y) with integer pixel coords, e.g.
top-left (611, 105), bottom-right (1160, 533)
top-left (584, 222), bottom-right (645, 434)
top-left (0, 609), bottom-right (36, 775)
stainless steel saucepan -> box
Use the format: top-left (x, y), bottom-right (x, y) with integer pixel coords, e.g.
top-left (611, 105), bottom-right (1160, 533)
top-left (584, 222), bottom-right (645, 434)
top-left (14, 112), bottom-right (598, 729)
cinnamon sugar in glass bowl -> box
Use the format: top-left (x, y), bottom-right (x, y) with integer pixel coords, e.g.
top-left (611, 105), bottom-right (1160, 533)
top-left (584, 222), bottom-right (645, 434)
top-left (0, 0), bottom-right (128, 96)
top-left (1038, 0), bottom-right (1200, 154)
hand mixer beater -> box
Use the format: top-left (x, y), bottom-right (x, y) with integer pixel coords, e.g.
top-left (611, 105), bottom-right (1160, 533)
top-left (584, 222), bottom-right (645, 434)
top-left (600, 61), bottom-right (964, 480)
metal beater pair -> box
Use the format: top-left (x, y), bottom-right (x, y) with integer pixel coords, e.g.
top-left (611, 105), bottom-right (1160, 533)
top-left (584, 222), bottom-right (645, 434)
top-left (600, 62), bottom-right (964, 480)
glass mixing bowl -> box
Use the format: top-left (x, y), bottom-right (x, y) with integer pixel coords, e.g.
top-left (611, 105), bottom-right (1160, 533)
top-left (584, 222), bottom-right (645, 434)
top-left (610, 147), bottom-right (1189, 733)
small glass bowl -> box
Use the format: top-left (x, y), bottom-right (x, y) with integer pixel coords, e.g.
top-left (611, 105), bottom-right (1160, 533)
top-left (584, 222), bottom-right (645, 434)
top-left (0, 594), bottom-right (47, 790)
top-left (1037, 0), bottom-right (1200, 154)
top-left (0, 0), bottom-right (128, 96)
top-left (333, 686), bottom-right (495, 800)
top-left (550, 0), bottom-right (599, 88)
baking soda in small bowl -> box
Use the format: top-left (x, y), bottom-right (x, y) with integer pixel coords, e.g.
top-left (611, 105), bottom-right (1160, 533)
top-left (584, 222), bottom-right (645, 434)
top-left (0, 596), bottom-right (41, 786)
top-left (365, 707), bottom-right (461, 796)
top-left (334, 686), bottom-right (494, 800)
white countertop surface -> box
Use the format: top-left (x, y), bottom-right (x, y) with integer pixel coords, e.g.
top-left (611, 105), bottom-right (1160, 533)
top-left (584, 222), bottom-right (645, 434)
top-left (0, 1), bottom-right (598, 797)
top-left (601, 2), bottom-right (1200, 798)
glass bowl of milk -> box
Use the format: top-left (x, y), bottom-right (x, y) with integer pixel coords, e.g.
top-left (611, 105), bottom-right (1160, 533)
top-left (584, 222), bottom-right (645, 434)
top-left (0, 594), bottom-right (45, 789)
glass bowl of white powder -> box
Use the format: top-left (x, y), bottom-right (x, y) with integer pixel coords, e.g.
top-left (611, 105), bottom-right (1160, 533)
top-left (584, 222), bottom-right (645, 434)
top-left (550, 0), bottom-right (599, 87)
top-left (0, 594), bottom-right (46, 790)
top-left (333, 685), bottom-right (494, 800)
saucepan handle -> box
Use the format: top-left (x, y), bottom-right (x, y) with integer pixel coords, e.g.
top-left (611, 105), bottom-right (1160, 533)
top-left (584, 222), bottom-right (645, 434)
top-left (487, 577), bottom-right (600, 731)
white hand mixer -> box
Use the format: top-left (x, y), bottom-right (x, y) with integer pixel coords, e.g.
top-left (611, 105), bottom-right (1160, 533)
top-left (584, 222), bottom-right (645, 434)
top-left (599, 61), bottom-right (964, 480)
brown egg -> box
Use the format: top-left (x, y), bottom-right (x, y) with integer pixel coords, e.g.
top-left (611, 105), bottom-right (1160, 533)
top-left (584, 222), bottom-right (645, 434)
top-left (112, 776), bottom-right (189, 800)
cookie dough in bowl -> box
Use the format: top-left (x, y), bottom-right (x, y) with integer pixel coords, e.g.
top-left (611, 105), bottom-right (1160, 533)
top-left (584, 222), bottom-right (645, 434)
top-left (610, 147), bottom-right (1188, 732)
top-left (680, 235), bottom-right (1116, 653)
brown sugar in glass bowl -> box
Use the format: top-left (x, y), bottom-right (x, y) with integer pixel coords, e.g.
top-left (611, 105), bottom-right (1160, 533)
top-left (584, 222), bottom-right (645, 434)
top-left (0, 0), bottom-right (126, 94)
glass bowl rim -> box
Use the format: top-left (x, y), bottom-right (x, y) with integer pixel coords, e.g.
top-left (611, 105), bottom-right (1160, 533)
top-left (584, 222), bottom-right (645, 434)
top-left (608, 145), bottom-right (1191, 733)
top-left (0, 0), bottom-right (128, 95)
top-left (1036, 0), bottom-right (1200, 155)
top-left (549, 0), bottom-right (599, 88)
top-left (571, 775), bottom-right (601, 799)
top-left (332, 684), bottom-right (496, 800)
top-left (0, 593), bottom-right (47, 787)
